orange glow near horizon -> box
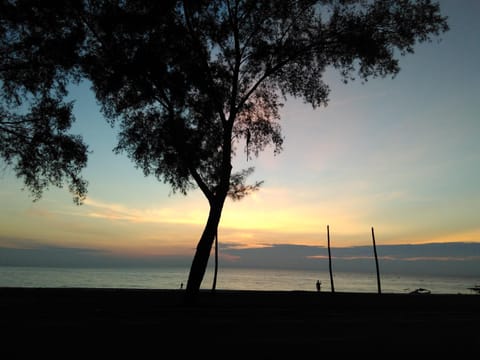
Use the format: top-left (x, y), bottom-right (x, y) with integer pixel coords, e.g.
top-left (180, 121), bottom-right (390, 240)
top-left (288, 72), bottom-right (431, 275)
top-left (1, 171), bottom-right (480, 260)
top-left (1, 186), bottom-right (479, 259)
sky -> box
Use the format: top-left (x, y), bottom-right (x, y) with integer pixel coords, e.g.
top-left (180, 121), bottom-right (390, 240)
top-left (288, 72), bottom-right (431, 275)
top-left (1, 1), bottom-right (479, 275)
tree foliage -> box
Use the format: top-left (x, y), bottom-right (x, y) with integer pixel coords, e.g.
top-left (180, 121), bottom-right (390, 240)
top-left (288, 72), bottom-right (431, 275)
top-left (0, 0), bottom-right (88, 203)
top-left (0, 0), bottom-right (448, 294)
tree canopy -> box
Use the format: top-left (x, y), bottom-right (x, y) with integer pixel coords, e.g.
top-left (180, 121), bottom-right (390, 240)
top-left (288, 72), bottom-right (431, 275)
top-left (0, 0), bottom-right (449, 296)
top-left (0, 0), bottom-right (89, 203)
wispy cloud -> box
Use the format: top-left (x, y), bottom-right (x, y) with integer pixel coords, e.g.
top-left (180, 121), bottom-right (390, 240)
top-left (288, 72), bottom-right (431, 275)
top-left (83, 197), bottom-right (207, 225)
top-left (400, 256), bottom-right (480, 262)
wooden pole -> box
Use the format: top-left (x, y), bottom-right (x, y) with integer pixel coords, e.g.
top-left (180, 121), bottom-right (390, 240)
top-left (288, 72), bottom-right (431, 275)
top-left (371, 226), bottom-right (381, 294)
top-left (327, 225), bottom-right (335, 293)
top-left (212, 228), bottom-right (218, 292)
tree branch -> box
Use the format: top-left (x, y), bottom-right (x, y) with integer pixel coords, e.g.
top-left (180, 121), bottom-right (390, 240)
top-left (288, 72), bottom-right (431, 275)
top-left (227, 0), bottom-right (241, 123)
top-left (182, 0), bottom-right (228, 127)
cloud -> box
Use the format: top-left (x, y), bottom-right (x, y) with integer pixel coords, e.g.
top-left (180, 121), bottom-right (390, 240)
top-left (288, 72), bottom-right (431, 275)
top-left (0, 242), bottom-right (192, 268)
top-left (1, 241), bottom-right (479, 276)
top-left (82, 197), bottom-right (207, 225)
top-left (219, 242), bottom-right (480, 276)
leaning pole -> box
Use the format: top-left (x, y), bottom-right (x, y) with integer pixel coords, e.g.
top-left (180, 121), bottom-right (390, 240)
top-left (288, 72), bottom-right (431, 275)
top-left (327, 225), bottom-right (335, 293)
top-left (371, 227), bottom-right (382, 294)
top-left (211, 229), bottom-right (218, 292)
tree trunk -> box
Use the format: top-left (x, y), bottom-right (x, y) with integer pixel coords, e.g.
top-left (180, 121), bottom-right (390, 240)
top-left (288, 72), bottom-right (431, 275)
top-left (185, 199), bottom-right (224, 303)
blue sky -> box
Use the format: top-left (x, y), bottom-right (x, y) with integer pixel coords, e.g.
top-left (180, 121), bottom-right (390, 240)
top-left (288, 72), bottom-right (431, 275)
top-left (1, 1), bottom-right (479, 274)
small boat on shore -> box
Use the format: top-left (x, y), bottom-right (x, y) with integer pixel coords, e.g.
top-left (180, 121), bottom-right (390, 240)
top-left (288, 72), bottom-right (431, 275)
top-left (467, 285), bottom-right (480, 294)
top-left (409, 288), bottom-right (431, 295)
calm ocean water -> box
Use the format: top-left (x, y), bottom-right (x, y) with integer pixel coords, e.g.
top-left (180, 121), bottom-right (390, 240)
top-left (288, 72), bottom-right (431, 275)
top-left (0, 266), bottom-right (478, 294)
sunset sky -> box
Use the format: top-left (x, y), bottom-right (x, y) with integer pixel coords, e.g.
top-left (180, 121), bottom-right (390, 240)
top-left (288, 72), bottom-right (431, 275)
top-left (1, 1), bottom-right (479, 271)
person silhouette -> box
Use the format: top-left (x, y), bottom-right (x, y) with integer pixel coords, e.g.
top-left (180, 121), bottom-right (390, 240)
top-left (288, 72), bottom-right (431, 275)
top-left (316, 280), bottom-right (321, 292)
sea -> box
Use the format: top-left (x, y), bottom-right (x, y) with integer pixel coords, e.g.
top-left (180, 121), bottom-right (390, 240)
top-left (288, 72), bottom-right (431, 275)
top-left (1, 265), bottom-right (479, 295)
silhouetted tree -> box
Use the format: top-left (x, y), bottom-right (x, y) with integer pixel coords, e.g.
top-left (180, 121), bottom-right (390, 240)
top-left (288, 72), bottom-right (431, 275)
top-left (0, 0), bottom-right (448, 299)
top-left (0, 0), bottom-right (88, 204)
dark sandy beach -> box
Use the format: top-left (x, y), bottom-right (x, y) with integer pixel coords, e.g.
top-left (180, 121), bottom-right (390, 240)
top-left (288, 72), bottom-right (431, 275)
top-left (1, 287), bottom-right (478, 356)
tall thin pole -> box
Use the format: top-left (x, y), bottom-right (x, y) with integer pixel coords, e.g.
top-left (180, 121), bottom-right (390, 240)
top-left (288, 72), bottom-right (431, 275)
top-left (371, 226), bottom-right (381, 294)
top-left (327, 225), bottom-right (335, 293)
top-left (212, 228), bottom-right (218, 292)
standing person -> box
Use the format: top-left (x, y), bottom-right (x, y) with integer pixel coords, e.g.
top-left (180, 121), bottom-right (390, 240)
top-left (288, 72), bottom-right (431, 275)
top-left (316, 280), bottom-right (321, 292)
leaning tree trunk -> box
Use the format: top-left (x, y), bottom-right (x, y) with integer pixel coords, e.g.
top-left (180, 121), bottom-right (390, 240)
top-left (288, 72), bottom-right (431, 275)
top-left (185, 199), bottom-right (225, 302)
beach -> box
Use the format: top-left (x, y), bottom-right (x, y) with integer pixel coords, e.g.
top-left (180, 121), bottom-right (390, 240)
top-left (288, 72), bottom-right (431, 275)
top-left (1, 287), bottom-right (478, 356)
